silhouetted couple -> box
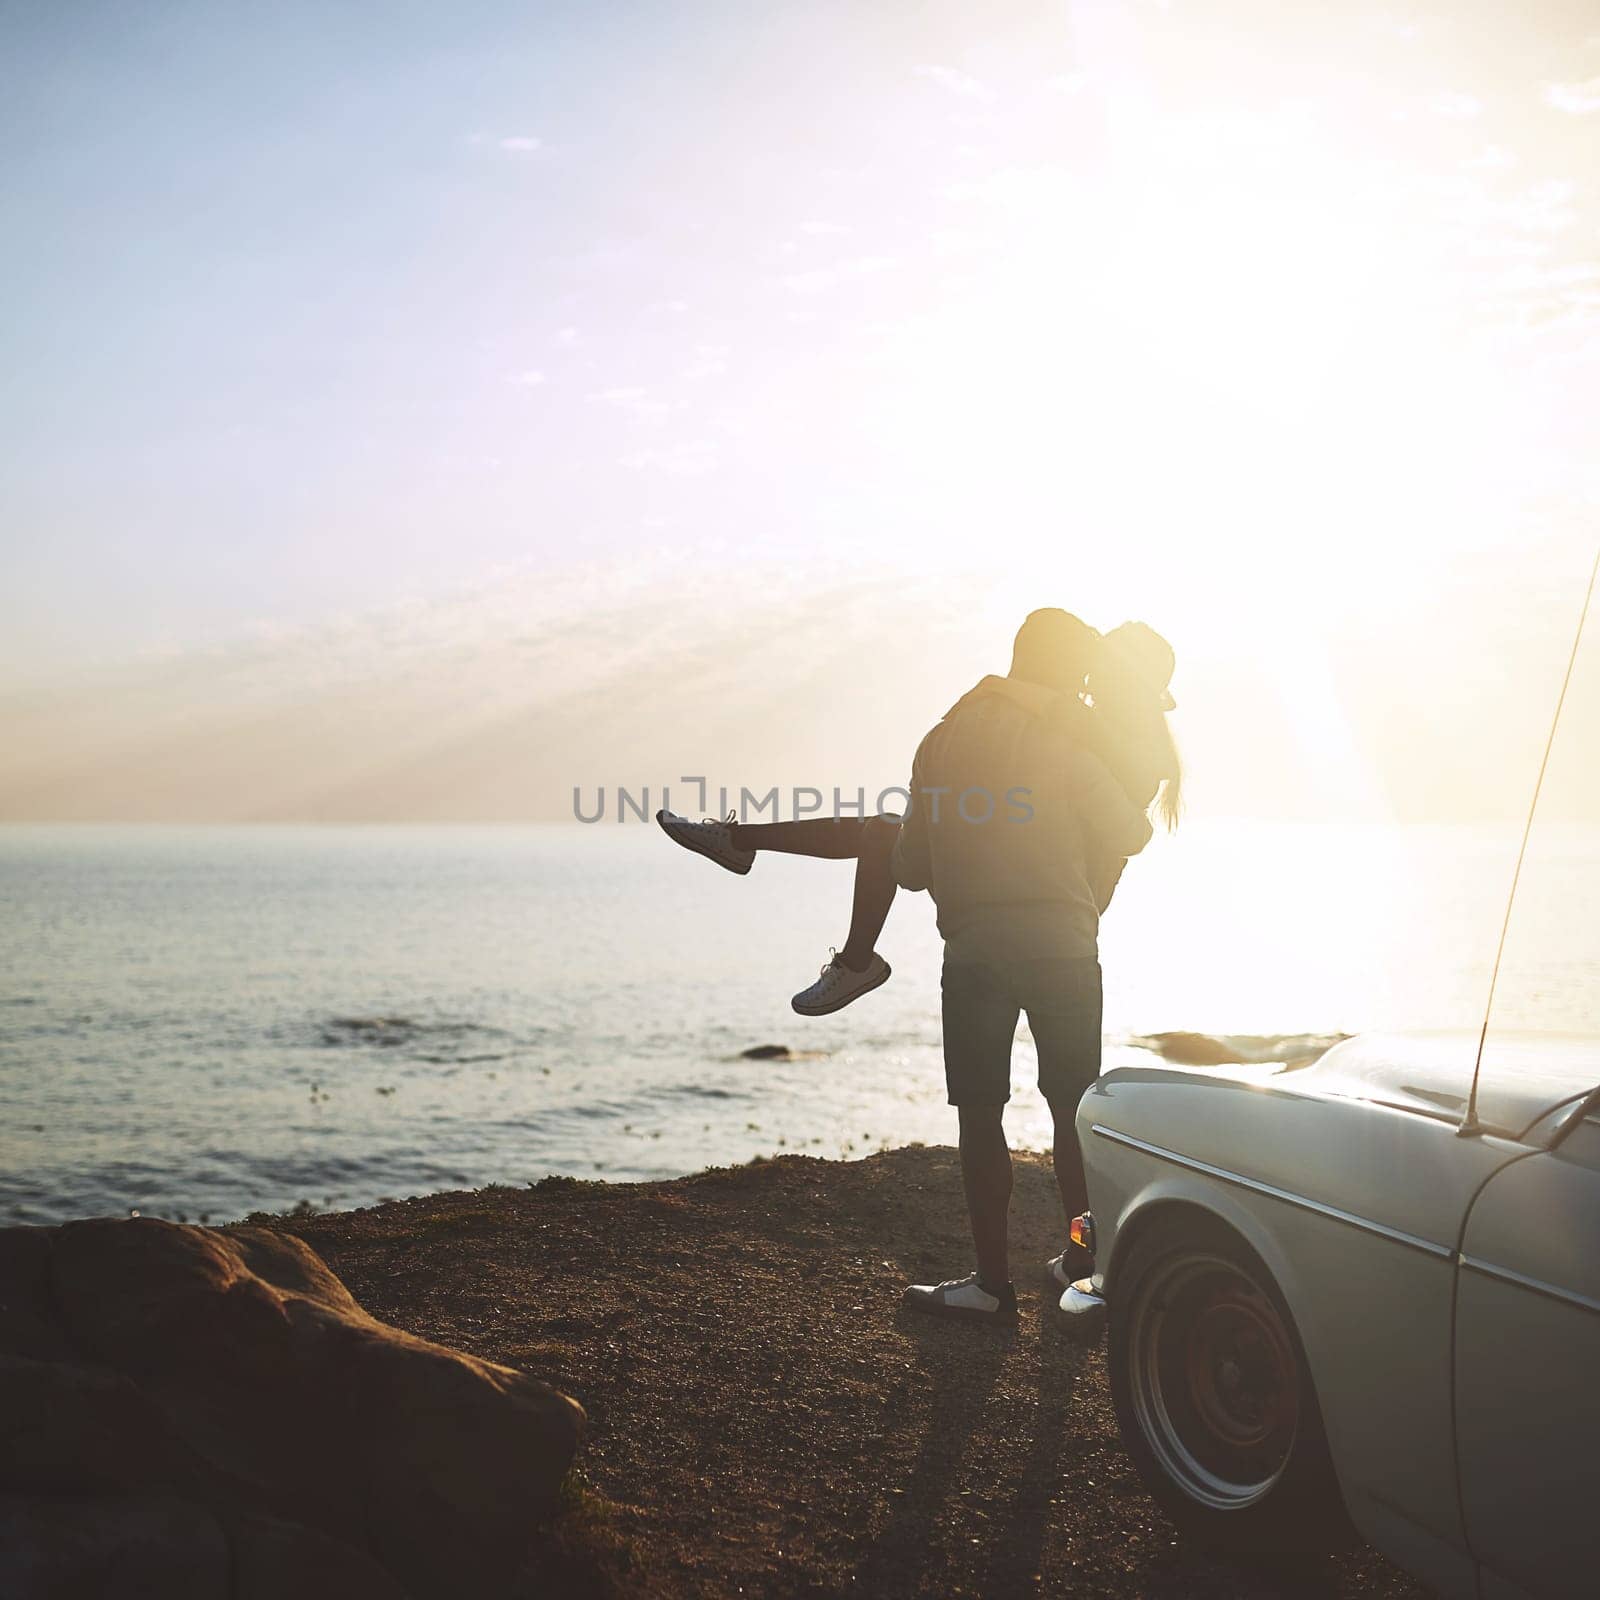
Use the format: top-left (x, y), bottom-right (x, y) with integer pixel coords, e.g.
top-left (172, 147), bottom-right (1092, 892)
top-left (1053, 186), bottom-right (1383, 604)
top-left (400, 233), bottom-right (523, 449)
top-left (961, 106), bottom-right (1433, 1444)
top-left (659, 609), bottom-right (1180, 1321)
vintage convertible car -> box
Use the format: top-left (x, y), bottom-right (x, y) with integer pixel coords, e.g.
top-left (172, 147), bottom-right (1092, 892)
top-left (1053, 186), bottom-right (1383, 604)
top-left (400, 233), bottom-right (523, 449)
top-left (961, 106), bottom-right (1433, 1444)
top-left (1064, 1029), bottom-right (1599, 1597)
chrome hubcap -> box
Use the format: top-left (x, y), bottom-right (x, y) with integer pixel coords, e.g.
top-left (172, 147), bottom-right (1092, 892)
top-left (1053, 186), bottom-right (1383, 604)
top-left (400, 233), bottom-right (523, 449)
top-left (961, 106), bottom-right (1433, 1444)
top-left (1128, 1253), bottom-right (1300, 1510)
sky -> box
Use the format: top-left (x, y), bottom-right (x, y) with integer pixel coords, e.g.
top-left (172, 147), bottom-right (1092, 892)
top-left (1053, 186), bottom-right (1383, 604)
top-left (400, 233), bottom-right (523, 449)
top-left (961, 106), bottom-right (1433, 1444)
top-left (2, 0), bottom-right (1598, 822)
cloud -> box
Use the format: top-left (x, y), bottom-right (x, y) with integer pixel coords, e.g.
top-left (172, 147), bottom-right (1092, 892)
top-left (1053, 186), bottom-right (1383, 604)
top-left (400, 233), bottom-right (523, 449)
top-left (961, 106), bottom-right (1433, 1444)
top-left (1510, 178), bottom-right (1579, 232)
top-left (623, 441), bottom-right (719, 476)
top-left (1544, 77), bottom-right (1600, 114)
top-left (913, 64), bottom-right (993, 103)
top-left (498, 135), bottom-right (543, 153)
top-left (1369, 13), bottom-right (1422, 42)
top-left (508, 370), bottom-right (545, 388)
top-left (589, 386), bottom-right (675, 421)
top-left (556, 327), bottom-right (580, 347)
top-left (778, 255), bottom-right (894, 296)
top-left (1464, 143), bottom-right (1517, 175)
top-left (681, 344), bottom-right (729, 382)
top-left (1486, 261), bottom-right (1600, 332)
top-left (797, 221), bottom-right (849, 237)
top-left (1429, 92), bottom-right (1482, 120)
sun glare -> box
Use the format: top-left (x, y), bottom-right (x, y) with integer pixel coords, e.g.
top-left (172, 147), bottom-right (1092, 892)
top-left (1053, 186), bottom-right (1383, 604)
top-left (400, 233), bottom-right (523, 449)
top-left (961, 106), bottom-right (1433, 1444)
top-left (868, 84), bottom-right (1556, 662)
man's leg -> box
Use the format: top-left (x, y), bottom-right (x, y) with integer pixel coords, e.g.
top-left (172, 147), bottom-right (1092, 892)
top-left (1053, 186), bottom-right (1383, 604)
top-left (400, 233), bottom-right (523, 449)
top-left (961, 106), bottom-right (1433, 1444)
top-left (1049, 1099), bottom-right (1088, 1225)
top-left (959, 1104), bottom-right (1013, 1293)
top-left (903, 955), bottom-right (1021, 1321)
top-left (1025, 956), bottom-right (1103, 1286)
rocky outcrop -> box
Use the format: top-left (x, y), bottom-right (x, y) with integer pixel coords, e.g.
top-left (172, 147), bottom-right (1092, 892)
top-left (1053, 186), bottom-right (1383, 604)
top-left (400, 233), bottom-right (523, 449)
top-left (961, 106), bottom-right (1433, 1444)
top-left (0, 1217), bottom-right (583, 1599)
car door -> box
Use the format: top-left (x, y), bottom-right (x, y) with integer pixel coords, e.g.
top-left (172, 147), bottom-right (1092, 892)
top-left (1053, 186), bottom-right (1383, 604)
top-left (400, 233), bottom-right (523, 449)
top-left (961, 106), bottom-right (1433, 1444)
top-left (1453, 1096), bottom-right (1600, 1598)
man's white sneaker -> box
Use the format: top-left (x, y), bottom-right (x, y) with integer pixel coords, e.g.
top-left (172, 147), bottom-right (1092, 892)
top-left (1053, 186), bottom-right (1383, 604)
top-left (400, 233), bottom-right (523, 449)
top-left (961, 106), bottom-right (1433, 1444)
top-left (902, 1271), bottom-right (1018, 1323)
top-left (790, 951), bottom-right (892, 1016)
top-left (655, 810), bottom-right (755, 876)
top-left (1047, 1241), bottom-right (1094, 1289)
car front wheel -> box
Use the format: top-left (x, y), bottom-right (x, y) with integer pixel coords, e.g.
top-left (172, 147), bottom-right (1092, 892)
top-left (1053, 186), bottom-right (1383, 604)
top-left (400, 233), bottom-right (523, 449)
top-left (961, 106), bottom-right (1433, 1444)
top-left (1107, 1215), bottom-right (1352, 1553)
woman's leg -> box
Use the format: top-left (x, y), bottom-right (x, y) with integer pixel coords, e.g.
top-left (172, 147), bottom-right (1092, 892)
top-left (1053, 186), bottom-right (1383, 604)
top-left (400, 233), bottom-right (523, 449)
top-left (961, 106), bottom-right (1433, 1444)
top-left (728, 817), bottom-right (870, 859)
top-left (729, 814), bottom-right (901, 972)
top-left (837, 815), bottom-right (900, 972)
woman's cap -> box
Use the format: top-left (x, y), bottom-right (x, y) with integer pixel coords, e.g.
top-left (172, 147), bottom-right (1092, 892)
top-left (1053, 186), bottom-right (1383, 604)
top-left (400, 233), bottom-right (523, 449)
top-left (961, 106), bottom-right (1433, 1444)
top-left (1100, 621), bottom-right (1177, 710)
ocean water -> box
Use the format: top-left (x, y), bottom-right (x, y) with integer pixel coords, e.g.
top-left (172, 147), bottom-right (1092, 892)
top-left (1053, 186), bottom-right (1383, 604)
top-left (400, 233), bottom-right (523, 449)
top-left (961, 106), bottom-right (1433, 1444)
top-left (2, 821), bottom-right (1596, 1225)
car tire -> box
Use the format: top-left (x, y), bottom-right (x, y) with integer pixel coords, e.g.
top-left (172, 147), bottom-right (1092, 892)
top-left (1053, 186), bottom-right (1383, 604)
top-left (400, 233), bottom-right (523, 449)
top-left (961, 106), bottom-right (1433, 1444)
top-left (1107, 1213), bottom-right (1353, 1554)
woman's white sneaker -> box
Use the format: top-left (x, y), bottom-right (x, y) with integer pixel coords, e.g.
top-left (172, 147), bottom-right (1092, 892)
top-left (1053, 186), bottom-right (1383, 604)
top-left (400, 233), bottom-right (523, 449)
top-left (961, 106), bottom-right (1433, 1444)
top-left (790, 951), bottom-right (892, 1016)
top-left (902, 1272), bottom-right (1018, 1323)
top-left (655, 810), bottom-right (755, 875)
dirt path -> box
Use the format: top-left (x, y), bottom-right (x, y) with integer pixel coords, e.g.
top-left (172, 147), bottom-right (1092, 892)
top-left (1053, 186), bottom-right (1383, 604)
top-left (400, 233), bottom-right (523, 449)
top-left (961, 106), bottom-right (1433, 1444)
top-left (281, 1147), bottom-right (1426, 1599)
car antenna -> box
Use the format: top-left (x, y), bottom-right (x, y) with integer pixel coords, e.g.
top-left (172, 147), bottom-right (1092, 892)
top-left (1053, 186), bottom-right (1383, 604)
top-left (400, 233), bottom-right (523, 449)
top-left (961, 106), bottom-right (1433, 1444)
top-left (1459, 541), bottom-right (1600, 1138)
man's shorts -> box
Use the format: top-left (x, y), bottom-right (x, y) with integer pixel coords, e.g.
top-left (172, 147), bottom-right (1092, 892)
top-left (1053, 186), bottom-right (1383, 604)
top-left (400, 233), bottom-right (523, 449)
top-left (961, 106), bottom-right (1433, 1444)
top-left (941, 953), bottom-right (1102, 1108)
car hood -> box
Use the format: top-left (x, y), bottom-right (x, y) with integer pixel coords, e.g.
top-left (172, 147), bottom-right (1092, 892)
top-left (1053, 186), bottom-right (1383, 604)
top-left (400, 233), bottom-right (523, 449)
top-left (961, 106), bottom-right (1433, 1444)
top-left (1295, 1031), bottom-right (1598, 1141)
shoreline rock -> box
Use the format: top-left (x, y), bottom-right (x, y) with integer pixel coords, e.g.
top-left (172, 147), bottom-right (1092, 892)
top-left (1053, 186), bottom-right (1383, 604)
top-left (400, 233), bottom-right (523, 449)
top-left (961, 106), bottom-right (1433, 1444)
top-left (0, 1217), bottom-right (583, 1599)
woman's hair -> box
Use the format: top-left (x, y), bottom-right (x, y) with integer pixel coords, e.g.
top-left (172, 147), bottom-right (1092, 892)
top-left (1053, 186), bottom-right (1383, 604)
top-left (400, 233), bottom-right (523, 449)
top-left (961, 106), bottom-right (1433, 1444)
top-left (1118, 692), bottom-right (1182, 830)
top-left (1090, 672), bottom-right (1183, 829)
top-left (1153, 721), bottom-right (1183, 832)
top-left (1092, 621), bottom-right (1182, 829)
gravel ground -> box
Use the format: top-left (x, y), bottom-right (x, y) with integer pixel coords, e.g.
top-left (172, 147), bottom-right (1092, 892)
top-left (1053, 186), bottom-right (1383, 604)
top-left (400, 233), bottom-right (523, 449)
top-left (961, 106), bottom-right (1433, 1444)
top-left (280, 1146), bottom-right (1428, 1600)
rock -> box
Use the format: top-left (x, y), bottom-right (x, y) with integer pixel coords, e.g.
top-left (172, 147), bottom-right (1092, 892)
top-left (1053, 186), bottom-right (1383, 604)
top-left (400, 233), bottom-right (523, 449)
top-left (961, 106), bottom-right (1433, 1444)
top-left (1134, 1030), bottom-right (1243, 1066)
top-left (0, 1494), bottom-right (407, 1600)
top-left (229, 1511), bottom-right (410, 1600)
top-left (0, 1492), bottom-right (228, 1599)
top-left (0, 1217), bottom-right (584, 1600)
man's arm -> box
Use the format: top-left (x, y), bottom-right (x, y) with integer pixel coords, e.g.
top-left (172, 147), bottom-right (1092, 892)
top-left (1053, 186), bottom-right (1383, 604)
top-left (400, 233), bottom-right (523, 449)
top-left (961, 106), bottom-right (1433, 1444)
top-left (1071, 746), bottom-right (1154, 862)
top-left (1090, 854), bottom-right (1128, 914)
